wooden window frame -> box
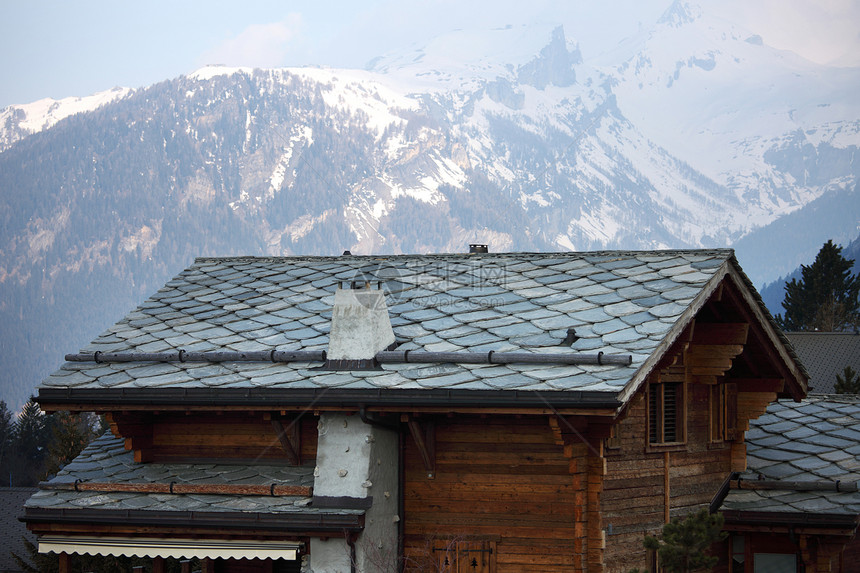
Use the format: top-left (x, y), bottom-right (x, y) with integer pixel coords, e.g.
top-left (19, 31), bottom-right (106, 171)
top-left (605, 423), bottom-right (622, 450)
top-left (647, 379), bottom-right (687, 449)
top-left (710, 382), bottom-right (738, 444)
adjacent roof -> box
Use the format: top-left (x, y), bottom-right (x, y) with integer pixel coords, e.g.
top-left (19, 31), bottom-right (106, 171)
top-left (0, 487), bottom-right (37, 573)
top-left (785, 332), bottom-right (860, 393)
top-left (23, 432), bottom-right (362, 533)
top-left (721, 395), bottom-right (860, 522)
top-left (37, 250), bottom-right (798, 409)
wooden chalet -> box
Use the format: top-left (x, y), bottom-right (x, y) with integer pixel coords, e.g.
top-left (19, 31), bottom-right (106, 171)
top-left (24, 249), bottom-right (812, 572)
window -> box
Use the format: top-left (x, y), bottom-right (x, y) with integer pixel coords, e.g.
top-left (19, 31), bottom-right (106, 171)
top-left (606, 423), bottom-right (622, 450)
top-left (710, 383), bottom-right (738, 443)
top-left (649, 379), bottom-right (685, 445)
top-left (754, 553), bottom-right (797, 572)
top-left (731, 535), bottom-right (745, 573)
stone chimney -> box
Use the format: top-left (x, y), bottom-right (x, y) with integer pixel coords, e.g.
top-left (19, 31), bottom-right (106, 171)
top-left (310, 282), bottom-right (400, 572)
top-left (327, 283), bottom-right (395, 362)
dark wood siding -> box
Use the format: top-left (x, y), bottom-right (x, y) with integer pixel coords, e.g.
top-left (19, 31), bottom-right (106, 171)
top-left (110, 412), bottom-right (318, 464)
top-left (403, 415), bottom-right (579, 572)
top-left (602, 383), bottom-right (733, 573)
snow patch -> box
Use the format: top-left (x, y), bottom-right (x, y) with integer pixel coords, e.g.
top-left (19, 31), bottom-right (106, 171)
top-left (189, 65), bottom-right (253, 81)
top-left (0, 87), bottom-right (131, 149)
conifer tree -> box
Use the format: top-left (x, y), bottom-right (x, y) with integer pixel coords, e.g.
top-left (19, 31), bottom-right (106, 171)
top-left (835, 366), bottom-right (860, 394)
top-left (642, 509), bottom-right (726, 572)
top-left (776, 240), bottom-right (860, 332)
top-left (0, 400), bottom-right (13, 485)
top-left (45, 411), bottom-right (102, 477)
top-left (12, 396), bottom-right (51, 485)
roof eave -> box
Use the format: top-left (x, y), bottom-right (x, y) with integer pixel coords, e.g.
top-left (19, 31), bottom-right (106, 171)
top-left (22, 506), bottom-right (364, 534)
top-left (616, 258), bottom-right (733, 407)
top-left (36, 387), bottom-right (622, 411)
top-left (721, 508), bottom-right (859, 530)
top-left (616, 255), bottom-right (809, 407)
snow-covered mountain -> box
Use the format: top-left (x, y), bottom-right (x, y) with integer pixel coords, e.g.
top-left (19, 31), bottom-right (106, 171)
top-left (0, 0), bottom-right (858, 409)
top-left (0, 86), bottom-right (131, 151)
top-left (607, 2), bottom-right (860, 229)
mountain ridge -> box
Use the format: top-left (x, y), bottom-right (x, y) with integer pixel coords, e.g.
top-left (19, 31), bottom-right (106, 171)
top-left (0, 16), bottom-right (858, 410)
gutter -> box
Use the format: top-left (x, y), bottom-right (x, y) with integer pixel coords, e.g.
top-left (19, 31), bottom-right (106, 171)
top-left (721, 509), bottom-right (858, 530)
top-left (730, 479), bottom-right (859, 492)
top-left (22, 507), bottom-right (364, 533)
top-left (38, 387), bottom-right (622, 410)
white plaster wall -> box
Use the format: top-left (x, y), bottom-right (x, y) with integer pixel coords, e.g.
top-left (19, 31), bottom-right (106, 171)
top-left (307, 538), bottom-right (351, 573)
top-left (310, 413), bottom-right (400, 572)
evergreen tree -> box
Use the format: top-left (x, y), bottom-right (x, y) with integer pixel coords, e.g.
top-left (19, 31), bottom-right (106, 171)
top-left (12, 538), bottom-right (57, 573)
top-left (0, 400), bottom-right (13, 485)
top-left (642, 509), bottom-right (726, 572)
top-left (12, 396), bottom-right (51, 485)
top-left (776, 240), bottom-right (860, 332)
top-left (45, 411), bottom-right (102, 477)
top-left (835, 366), bottom-right (860, 394)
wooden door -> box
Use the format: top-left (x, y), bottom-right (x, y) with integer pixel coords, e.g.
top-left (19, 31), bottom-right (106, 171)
top-left (435, 540), bottom-right (495, 572)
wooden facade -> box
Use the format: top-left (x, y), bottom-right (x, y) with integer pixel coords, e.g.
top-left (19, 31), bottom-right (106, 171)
top-left (107, 411), bottom-right (319, 464)
top-left (403, 415), bottom-right (580, 572)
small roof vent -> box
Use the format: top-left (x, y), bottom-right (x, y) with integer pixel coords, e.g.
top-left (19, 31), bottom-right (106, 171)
top-left (469, 244), bottom-right (488, 254)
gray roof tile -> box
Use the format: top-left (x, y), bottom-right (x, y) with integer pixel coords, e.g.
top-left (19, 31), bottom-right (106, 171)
top-left (42, 251), bottom-right (742, 398)
top-left (722, 395), bottom-right (860, 517)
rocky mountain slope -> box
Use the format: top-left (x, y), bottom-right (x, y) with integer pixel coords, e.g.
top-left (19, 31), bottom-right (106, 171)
top-left (1, 1), bottom-right (858, 408)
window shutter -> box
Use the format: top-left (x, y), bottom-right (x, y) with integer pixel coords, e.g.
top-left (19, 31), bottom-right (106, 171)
top-left (724, 383), bottom-right (738, 441)
top-left (663, 383), bottom-right (679, 442)
top-left (649, 387), bottom-right (659, 443)
top-left (710, 385), bottom-right (721, 443)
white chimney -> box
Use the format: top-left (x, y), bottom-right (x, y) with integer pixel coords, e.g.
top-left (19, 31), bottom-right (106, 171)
top-left (326, 284), bottom-right (395, 361)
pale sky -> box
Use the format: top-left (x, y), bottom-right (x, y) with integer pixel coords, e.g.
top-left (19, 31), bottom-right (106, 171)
top-left (1, 0), bottom-right (858, 109)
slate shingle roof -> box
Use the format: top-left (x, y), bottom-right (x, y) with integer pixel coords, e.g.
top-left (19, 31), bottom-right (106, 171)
top-left (40, 250), bottom-right (738, 403)
top-left (722, 395), bottom-right (860, 516)
top-left (0, 487), bottom-right (37, 573)
top-left (25, 432), bottom-right (364, 521)
top-left (785, 332), bottom-right (860, 394)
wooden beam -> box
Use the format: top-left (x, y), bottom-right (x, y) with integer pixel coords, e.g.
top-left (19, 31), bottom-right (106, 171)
top-left (664, 451), bottom-right (671, 524)
top-left (407, 416), bottom-right (436, 478)
top-left (58, 552), bottom-right (70, 573)
top-left (686, 344), bottom-right (744, 376)
top-left (736, 391), bottom-right (778, 431)
top-left (730, 442), bottom-right (746, 472)
top-left (653, 323), bottom-right (695, 374)
top-left (549, 416), bottom-right (612, 454)
top-left (722, 277), bottom-right (806, 399)
top-left (271, 419), bottom-right (301, 465)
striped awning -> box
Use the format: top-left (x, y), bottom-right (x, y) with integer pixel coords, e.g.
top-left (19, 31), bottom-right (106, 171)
top-left (39, 536), bottom-right (301, 560)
